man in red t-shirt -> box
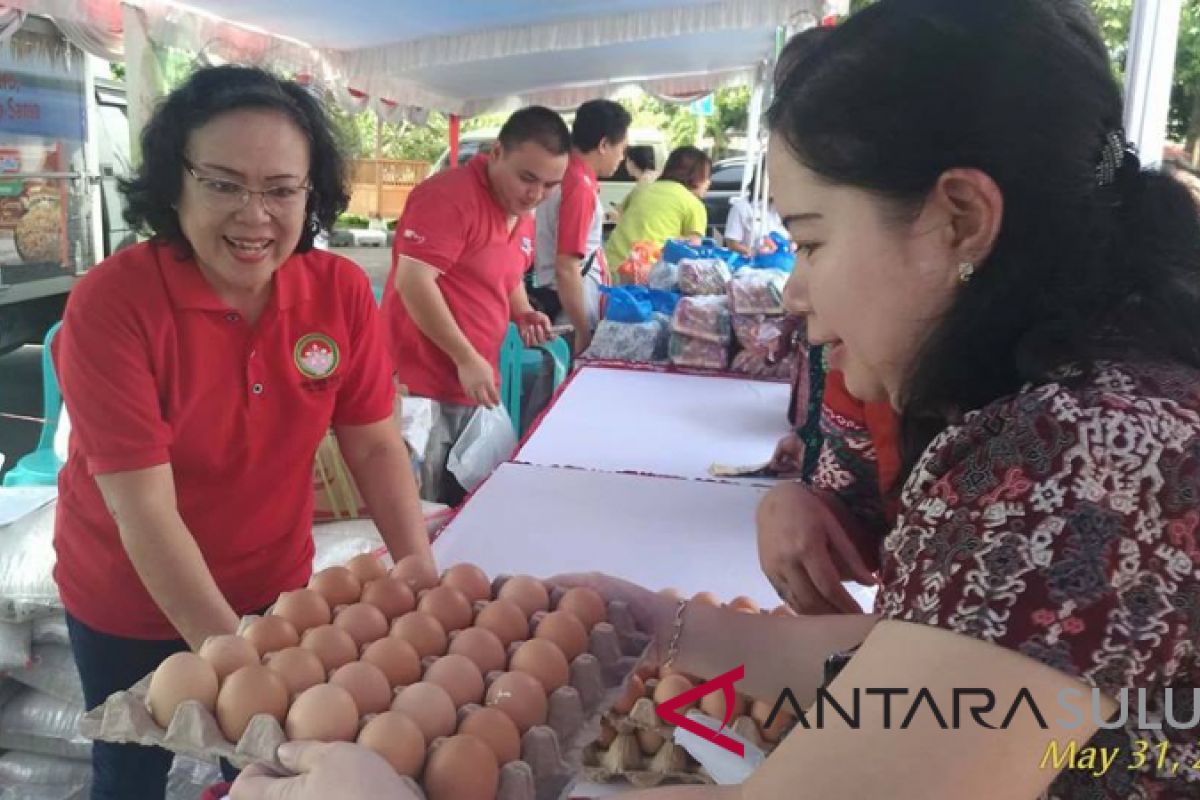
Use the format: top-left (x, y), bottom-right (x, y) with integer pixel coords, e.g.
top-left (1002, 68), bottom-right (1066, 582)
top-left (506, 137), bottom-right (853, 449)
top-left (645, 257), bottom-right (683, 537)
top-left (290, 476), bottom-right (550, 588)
top-left (532, 99), bottom-right (631, 354)
top-left (382, 107), bottom-right (570, 502)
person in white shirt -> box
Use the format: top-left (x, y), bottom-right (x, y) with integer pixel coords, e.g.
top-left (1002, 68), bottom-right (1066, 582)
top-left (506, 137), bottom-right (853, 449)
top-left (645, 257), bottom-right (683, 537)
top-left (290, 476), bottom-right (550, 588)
top-left (724, 173), bottom-right (789, 257)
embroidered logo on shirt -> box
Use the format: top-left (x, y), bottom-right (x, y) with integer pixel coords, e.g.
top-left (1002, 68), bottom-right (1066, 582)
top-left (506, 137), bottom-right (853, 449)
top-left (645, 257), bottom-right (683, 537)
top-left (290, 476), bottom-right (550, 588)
top-left (293, 333), bottom-right (340, 379)
top-left (402, 228), bottom-right (426, 244)
top-left (520, 236), bottom-right (533, 256)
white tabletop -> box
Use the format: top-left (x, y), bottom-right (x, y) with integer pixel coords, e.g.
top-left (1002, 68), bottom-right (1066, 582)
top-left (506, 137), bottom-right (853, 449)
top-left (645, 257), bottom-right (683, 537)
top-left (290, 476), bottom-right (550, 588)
top-left (516, 367), bottom-right (793, 487)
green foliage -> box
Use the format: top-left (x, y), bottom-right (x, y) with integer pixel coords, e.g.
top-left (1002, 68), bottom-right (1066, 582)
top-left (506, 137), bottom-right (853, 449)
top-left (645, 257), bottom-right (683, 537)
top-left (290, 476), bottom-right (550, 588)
top-left (336, 213), bottom-right (369, 229)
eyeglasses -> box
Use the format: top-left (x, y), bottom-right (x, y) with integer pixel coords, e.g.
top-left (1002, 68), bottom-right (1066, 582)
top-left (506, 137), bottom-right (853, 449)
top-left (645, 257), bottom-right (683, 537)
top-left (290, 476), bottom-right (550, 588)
top-left (183, 161), bottom-right (311, 216)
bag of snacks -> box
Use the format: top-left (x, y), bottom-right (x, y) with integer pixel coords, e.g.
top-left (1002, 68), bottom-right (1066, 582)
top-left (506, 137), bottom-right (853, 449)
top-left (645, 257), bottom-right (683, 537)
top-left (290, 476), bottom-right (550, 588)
top-left (670, 296), bottom-right (731, 345)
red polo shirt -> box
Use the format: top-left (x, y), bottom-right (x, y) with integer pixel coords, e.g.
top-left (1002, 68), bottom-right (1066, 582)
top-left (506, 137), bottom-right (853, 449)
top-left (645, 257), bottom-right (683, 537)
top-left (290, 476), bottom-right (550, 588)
top-left (384, 154), bottom-right (534, 406)
top-left (53, 241), bottom-right (394, 640)
top-left (557, 152), bottom-right (598, 258)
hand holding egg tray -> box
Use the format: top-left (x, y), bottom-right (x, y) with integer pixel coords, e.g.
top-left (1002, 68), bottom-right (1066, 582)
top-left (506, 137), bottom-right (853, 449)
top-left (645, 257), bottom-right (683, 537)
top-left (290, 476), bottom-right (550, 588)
top-left (80, 556), bottom-right (654, 800)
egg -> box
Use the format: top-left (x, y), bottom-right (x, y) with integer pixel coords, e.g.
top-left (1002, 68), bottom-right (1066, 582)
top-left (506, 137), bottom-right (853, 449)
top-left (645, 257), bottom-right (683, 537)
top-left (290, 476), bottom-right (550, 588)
top-left (485, 671), bottom-right (548, 733)
top-left (330, 660), bottom-right (393, 715)
top-left (458, 707), bottom-right (522, 765)
top-left (309, 566), bottom-right (362, 608)
top-left (263, 646), bottom-right (326, 696)
top-left (509, 638), bottom-right (569, 694)
top-left (473, 600), bottom-right (528, 647)
top-left (417, 585), bottom-right (474, 633)
top-left (534, 611), bottom-right (588, 662)
top-left (391, 555), bottom-right (439, 592)
top-left (751, 699), bottom-right (795, 742)
top-left (691, 591), bottom-right (721, 607)
top-left (391, 682), bottom-right (457, 742)
top-left (497, 576), bottom-right (550, 617)
top-left (423, 734), bottom-right (499, 800)
top-left (658, 587), bottom-right (685, 600)
top-left (215, 665), bottom-right (289, 742)
top-left (333, 603), bottom-right (389, 647)
top-left (771, 604), bottom-right (797, 617)
top-left (728, 596), bottom-right (760, 614)
top-left (361, 636), bottom-right (422, 688)
top-left (440, 563), bottom-right (492, 602)
top-left (360, 576), bottom-right (416, 620)
top-left (346, 552), bottom-right (387, 584)
top-left (424, 654), bottom-right (485, 708)
top-left (286, 684), bottom-right (360, 742)
top-left (700, 688), bottom-right (750, 722)
top-left (146, 652), bottom-right (219, 728)
top-left (300, 624), bottom-right (358, 672)
top-left (357, 711), bottom-right (426, 778)
top-left (637, 728), bottom-right (665, 755)
top-left (612, 674), bottom-right (645, 715)
top-left (198, 635), bottom-right (260, 682)
top-left (653, 674), bottom-right (696, 712)
top-left (556, 587), bottom-right (607, 629)
top-left (390, 611), bottom-right (448, 659)
top-left (271, 589), bottom-right (332, 633)
top-left (242, 616), bottom-right (299, 657)
top-left (447, 627), bottom-right (507, 675)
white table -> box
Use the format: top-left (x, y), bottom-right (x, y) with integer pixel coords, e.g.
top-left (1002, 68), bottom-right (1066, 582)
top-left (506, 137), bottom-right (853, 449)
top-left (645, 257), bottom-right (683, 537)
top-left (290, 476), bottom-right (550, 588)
top-left (516, 367), bottom-right (792, 487)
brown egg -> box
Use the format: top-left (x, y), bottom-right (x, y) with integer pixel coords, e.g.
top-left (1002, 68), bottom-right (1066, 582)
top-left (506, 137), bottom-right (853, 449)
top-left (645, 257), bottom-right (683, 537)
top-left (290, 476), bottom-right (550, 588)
top-left (597, 718), bottom-right (618, 748)
top-left (346, 552), bottom-right (387, 584)
top-left (448, 627), bottom-right (507, 675)
top-left (771, 604), bottom-right (797, 617)
top-left (485, 671), bottom-right (548, 733)
top-left (700, 688), bottom-right (750, 722)
top-left (653, 674), bottom-right (696, 713)
top-left (333, 603), bottom-right (389, 647)
top-left (534, 611), bottom-right (588, 662)
top-left (637, 728), bottom-right (666, 755)
top-left (691, 591), bottom-right (721, 607)
top-left (556, 587), bottom-right (607, 629)
top-left (458, 706), bottom-right (522, 765)
top-left (612, 674), bottom-right (645, 715)
top-left (658, 587), bottom-right (685, 600)
top-left (286, 684), bottom-right (360, 742)
top-left (309, 566), bottom-right (362, 608)
top-left (263, 647), bottom-right (326, 697)
top-left (330, 660), bottom-right (393, 715)
top-left (417, 585), bottom-right (473, 632)
top-left (357, 711), bottom-right (426, 777)
top-left (391, 682), bottom-right (457, 742)
top-left (497, 576), bottom-right (550, 617)
top-left (751, 699), bottom-right (795, 742)
top-left (147, 652), bottom-right (218, 728)
top-left (391, 555), bottom-right (439, 592)
top-left (215, 665), bottom-right (289, 742)
top-left (473, 600), bottom-right (528, 647)
top-left (424, 654), bottom-right (485, 708)
top-left (361, 636), bottom-right (421, 688)
top-left (390, 611), bottom-right (448, 659)
top-left (242, 616), bottom-right (299, 657)
top-left (728, 596), bottom-right (760, 614)
top-left (440, 563), bottom-right (492, 602)
top-left (272, 589), bottom-right (331, 633)
top-left (198, 635), bottom-right (260, 682)
top-left (360, 576), bottom-right (416, 620)
top-left (509, 638), bottom-right (569, 694)
top-left (300, 624), bottom-right (358, 672)
top-left (423, 734), bottom-right (499, 800)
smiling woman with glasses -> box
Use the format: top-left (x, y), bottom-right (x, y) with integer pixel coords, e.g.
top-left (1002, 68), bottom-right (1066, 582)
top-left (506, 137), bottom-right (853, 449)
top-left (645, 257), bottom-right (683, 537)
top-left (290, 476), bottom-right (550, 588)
top-left (49, 65), bottom-right (432, 800)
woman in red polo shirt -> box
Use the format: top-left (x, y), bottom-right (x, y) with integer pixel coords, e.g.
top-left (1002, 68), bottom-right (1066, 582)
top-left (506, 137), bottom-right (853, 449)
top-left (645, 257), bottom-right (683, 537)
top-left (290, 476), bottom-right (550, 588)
top-left (53, 66), bottom-right (431, 800)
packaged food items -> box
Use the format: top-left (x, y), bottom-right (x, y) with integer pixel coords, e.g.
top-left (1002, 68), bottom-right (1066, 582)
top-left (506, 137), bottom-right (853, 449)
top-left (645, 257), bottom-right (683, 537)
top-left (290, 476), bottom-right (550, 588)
top-left (677, 259), bottom-right (732, 297)
top-left (584, 317), bottom-right (671, 363)
top-left (670, 296), bottom-right (731, 345)
top-left (727, 269), bottom-right (787, 315)
top-left (668, 334), bottom-right (729, 371)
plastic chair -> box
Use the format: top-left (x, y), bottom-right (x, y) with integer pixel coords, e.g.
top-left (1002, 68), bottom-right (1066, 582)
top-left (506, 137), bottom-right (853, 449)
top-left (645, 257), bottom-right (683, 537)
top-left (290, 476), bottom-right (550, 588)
top-left (4, 321), bottom-right (64, 487)
top-left (499, 323), bottom-right (572, 437)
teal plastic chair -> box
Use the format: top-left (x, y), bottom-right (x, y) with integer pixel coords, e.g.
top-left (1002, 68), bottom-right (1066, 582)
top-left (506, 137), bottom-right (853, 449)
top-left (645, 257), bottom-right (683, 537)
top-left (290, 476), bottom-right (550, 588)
top-left (499, 324), bottom-right (571, 437)
top-left (4, 321), bottom-right (64, 487)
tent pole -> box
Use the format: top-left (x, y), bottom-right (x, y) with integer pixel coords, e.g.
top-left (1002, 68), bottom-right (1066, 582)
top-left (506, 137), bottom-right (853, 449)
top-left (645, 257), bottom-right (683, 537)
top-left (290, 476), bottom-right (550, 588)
top-left (1123, 0), bottom-right (1182, 168)
top-left (449, 114), bottom-right (461, 168)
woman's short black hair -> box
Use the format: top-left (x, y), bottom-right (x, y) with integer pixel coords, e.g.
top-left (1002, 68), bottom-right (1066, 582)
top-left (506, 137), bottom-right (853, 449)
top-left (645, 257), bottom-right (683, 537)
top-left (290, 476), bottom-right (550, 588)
top-left (625, 144), bottom-right (656, 173)
top-left (768, 0), bottom-right (1200, 480)
top-left (121, 65), bottom-right (349, 253)
top-left (659, 146), bottom-right (713, 191)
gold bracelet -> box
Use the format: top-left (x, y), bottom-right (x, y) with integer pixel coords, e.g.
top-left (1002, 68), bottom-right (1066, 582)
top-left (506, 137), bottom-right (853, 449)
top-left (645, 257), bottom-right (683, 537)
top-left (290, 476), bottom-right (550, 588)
top-left (662, 599), bottom-right (689, 670)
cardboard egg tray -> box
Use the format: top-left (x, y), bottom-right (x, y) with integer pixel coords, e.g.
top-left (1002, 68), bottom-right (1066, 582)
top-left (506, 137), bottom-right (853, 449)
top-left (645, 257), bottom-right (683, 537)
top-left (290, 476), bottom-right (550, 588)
top-left (80, 580), bottom-right (652, 800)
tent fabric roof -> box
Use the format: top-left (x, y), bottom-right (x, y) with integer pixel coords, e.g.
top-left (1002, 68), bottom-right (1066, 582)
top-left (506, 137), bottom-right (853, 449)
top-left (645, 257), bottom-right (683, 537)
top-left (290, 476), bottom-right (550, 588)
top-left (6, 0), bottom-right (839, 114)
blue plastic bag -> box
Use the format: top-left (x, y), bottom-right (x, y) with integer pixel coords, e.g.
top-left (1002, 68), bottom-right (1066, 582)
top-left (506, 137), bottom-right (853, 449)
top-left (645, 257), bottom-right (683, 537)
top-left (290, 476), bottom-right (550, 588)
top-left (750, 232), bottom-right (796, 272)
top-left (601, 286), bottom-right (680, 322)
top-left (662, 238), bottom-right (750, 269)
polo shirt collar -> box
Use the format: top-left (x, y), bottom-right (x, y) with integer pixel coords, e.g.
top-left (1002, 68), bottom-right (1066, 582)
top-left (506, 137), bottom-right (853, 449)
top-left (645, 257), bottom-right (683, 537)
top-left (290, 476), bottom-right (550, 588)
top-left (159, 242), bottom-right (312, 312)
top-left (570, 151), bottom-right (598, 188)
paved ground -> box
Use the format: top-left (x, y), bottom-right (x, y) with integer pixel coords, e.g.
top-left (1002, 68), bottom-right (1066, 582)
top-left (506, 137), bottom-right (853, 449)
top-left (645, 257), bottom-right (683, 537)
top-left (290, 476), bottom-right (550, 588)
top-left (0, 246), bottom-right (393, 479)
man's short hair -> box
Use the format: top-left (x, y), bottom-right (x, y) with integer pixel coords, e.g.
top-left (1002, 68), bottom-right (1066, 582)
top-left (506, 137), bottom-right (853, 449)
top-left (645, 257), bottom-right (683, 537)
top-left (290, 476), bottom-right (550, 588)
top-left (498, 106), bottom-right (572, 155)
top-left (572, 99), bottom-right (632, 153)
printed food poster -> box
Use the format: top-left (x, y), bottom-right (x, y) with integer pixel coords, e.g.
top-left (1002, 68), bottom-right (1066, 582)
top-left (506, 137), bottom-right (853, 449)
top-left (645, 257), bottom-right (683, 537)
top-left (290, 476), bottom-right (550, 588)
top-left (0, 144), bottom-right (67, 269)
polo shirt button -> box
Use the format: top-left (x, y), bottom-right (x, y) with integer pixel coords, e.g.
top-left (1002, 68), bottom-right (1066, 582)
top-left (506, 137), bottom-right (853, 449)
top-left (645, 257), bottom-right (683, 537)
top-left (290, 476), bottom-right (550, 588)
top-left (226, 312), bottom-right (239, 322)
top-left (252, 383), bottom-right (264, 395)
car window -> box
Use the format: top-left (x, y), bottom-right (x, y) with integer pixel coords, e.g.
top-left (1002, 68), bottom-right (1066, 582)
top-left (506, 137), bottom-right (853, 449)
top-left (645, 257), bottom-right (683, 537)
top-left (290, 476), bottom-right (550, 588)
top-left (710, 163), bottom-right (744, 190)
top-left (457, 140), bottom-right (491, 166)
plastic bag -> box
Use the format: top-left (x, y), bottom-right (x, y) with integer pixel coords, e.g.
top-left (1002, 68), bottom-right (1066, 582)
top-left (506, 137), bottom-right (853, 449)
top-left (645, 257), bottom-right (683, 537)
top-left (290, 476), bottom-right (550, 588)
top-left (583, 317), bottom-right (670, 363)
top-left (0, 620), bottom-right (32, 671)
top-left (678, 259), bottom-right (732, 296)
top-left (728, 270), bottom-right (787, 315)
top-left (31, 616), bottom-right (68, 648)
top-left (0, 784), bottom-right (89, 800)
top-left (616, 241), bottom-right (661, 286)
top-left (647, 260), bottom-right (679, 291)
top-left (662, 238), bottom-right (749, 268)
top-left (447, 405), bottom-right (517, 493)
top-left (0, 500), bottom-right (61, 622)
top-left (0, 753), bottom-right (90, 786)
top-left (671, 296), bottom-right (731, 344)
top-left (750, 232), bottom-right (797, 272)
top-left (0, 689), bottom-right (90, 761)
top-left (669, 333), bottom-right (730, 370)
top-left (600, 286), bottom-right (654, 324)
top-left (167, 755), bottom-right (222, 800)
top-left (10, 645), bottom-right (83, 707)
top-left (731, 349), bottom-right (795, 379)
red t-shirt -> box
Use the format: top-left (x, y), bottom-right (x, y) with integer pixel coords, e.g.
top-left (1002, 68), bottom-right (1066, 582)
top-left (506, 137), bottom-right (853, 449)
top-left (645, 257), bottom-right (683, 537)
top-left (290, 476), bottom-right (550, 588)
top-left (53, 242), bottom-right (395, 639)
top-left (557, 152), bottom-right (598, 259)
top-left (384, 154), bottom-right (534, 406)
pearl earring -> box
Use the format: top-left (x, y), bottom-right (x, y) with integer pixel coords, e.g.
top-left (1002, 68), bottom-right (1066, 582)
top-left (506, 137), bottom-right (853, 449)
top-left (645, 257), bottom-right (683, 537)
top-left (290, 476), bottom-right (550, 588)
top-left (958, 261), bottom-right (976, 283)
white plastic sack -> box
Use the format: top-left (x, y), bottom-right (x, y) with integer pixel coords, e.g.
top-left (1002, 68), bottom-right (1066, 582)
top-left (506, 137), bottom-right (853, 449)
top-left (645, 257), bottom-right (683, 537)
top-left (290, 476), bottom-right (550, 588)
top-left (0, 620), bottom-right (32, 671)
top-left (0, 785), bottom-right (89, 800)
top-left (400, 396), bottom-right (434, 462)
top-left (10, 645), bottom-right (82, 707)
top-left (0, 499), bottom-right (61, 622)
top-left (31, 615), bottom-right (68, 648)
top-left (447, 405), bottom-right (516, 493)
top-left (673, 711), bottom-right (766, 784)
top-left (0, 753), bottom-right (90, 786)
top-left (0, 689), bottom-right (90, 761)
top-left (166, 755), bottom-right (222, 800)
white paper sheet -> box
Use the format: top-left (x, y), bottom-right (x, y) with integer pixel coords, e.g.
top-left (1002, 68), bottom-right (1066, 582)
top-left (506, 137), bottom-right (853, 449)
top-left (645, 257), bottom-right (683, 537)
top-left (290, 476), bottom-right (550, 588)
top-left (434, 463), bottom-right (876, 613)
top-left (516, 367), bottom-right (793, 486)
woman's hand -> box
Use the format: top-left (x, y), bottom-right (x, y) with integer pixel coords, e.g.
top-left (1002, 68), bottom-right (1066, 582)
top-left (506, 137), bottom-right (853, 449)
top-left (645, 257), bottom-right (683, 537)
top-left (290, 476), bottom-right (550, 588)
top-left (756, 483), bottom-right (877, 615)
top-left (230, 742), bottom-right (417, 800)
top-left (546, 572), bottom-right (680, 665)
top-left (768, 432), bottom-right (806, 477)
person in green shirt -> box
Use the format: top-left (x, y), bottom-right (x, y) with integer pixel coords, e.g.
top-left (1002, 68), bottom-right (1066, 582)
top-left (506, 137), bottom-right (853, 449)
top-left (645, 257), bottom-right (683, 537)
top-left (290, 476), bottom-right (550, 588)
top-left (604, 146), bottom-right (712, 277)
